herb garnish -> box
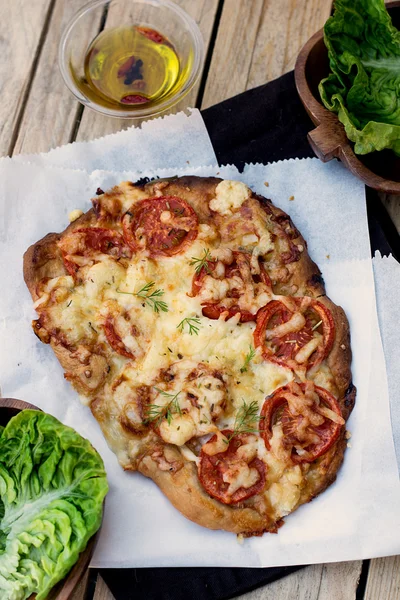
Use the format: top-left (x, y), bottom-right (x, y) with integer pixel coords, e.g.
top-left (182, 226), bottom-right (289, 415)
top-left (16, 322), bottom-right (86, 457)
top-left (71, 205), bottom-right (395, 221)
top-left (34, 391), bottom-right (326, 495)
top-left (177, 317), bottom-right (201, 335)
top-left (223, 400), bottom-right (262, 444)
top-left (88, 321), bottom-right (98, 334)
top-left (240, 346), bottom-right (256, 373)
top-left (311, 319), bottom-right (323, 331)
top-left (145, 388), bottom-right (182, 426)
top-left (117, 281), bottom-right (168, 313)
top-left (189, 248), bottom-right (213, 274)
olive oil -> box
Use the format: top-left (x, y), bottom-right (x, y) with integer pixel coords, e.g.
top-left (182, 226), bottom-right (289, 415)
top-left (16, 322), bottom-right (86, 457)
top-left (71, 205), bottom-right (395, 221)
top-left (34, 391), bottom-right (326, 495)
top-left (81, 25), bottom-right (183, 110)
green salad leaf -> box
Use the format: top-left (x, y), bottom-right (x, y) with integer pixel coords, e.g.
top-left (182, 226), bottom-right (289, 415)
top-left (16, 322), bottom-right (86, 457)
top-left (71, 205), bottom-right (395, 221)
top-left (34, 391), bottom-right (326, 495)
top-left (0, 410), bottom-right (108, 600)
top-left (319, 0), bottom-right (400, 155)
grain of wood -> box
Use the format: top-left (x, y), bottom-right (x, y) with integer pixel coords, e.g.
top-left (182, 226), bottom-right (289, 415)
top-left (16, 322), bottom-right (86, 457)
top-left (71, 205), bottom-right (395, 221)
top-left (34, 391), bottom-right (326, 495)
top-left (233, 562), bottom-right (362, 600)
top-left (75, 0), bottom-right (220, 142)
top-left (246, 0), bottom-right (333, 89)
top-left (0, 0), bottom-right (52, 156)
top-left (364, 556), bottom-right (400, 600)
top-left (69, 570), bottom-right (90, 600)
top-left (201, 0), bottom-right (265, 109)
top-left (201, 0), bottom-right (332, 108)
top-left (13, 0), bottom-right (103, 155)
top-left (93, 575), bottom-right (116, 600)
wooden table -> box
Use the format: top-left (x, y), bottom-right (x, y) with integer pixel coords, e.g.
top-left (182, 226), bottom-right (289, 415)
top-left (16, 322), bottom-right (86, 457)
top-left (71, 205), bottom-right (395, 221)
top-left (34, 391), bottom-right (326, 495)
top-left (2, 1), bottom-right (399, 599)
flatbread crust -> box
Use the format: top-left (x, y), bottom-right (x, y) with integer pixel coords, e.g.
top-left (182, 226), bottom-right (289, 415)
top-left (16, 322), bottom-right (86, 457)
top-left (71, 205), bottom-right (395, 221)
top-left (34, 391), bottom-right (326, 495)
top-left (24, 176), bottom-right (354, 535)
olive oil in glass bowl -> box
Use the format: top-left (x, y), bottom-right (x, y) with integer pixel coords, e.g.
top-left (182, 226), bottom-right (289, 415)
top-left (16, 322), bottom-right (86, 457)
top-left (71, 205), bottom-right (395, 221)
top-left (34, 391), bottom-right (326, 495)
top-left (59, 0), bottom-right (204, 118)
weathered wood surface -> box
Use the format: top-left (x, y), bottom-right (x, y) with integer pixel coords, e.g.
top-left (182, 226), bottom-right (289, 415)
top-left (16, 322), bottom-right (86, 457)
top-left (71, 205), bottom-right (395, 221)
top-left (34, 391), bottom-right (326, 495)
top-left (12, 0), bottom-right (102, 155)
top-left (0, 0), bottom-right (52, 156)
top-left (92, 575), bottom-right (116, 600)
top-left (201, 0), bottom-right (333, 109)
top-left (364, 556), bottom-right (400, 600)
top-left (70, 572), bottom-right (91, 600)
top-left (236, 562), bottom-right (363, 600)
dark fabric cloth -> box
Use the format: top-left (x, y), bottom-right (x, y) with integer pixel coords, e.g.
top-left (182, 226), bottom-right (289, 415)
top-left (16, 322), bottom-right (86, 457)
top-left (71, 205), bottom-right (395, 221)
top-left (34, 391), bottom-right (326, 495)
top-left (100, 69), bottom-right (399, 600)
top-left (202, 70), bottom-right (315, 168)
top-left (100, 565), bottom-right (303, 600)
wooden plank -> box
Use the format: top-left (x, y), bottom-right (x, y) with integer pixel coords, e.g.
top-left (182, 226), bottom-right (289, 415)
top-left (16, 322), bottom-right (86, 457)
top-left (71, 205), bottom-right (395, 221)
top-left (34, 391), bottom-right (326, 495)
top-left (201, 0), bottom-right (265, 109)
top-left (93, 575), bottom-right (116, 600)
top-left (75, 0), bottom-right (220, 142)
top-left (69, 570), bottom-right (90, 600)
top-left (233, 562), bottom-right (362, 600)
top-left (12, 0), bottom-right (103, 155)
top-left (364, 556), bottom-right (400, 600)
top-left (201, 0), bottom-right (333, 109)
top-left (0, 0), bottom-right (52, 156)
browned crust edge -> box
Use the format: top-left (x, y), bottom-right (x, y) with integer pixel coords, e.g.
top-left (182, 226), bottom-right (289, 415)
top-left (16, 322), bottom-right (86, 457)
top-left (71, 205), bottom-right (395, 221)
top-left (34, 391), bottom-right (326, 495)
top-left (23, 209), bottom-right (97, 300)
top-left (138, 454), bottom-right (274, 534)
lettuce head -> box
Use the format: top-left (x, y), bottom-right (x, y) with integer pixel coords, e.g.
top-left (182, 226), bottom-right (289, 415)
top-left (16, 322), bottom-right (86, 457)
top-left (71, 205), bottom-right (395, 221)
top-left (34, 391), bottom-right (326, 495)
top-left (0, 410), bottom-right (108, 600)
top-left (319, 0), bottom-right (400, 155)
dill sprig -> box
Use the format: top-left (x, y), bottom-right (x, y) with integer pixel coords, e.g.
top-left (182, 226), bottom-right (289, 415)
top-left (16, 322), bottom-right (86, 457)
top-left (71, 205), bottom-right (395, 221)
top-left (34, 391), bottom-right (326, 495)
top-left (224, 400), bottom-right (262, 443)
top-left (311, 319), bottom-right (323, 331)
top-left (145, 388), bottom-right (182, 426)
top-left (177, 317), bottom-right (201, 335)
top-left (117, 281), bottom-right (168, 313)
top-left (189, 248), bottom-right (213, 274)
top-left (240, 345), bottom-right (256, 373)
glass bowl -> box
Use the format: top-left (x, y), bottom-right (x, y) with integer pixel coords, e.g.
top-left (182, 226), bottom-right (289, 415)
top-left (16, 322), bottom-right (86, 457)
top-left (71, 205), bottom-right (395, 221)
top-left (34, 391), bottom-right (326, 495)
top-left (59, 0), bottom-right (204, 118)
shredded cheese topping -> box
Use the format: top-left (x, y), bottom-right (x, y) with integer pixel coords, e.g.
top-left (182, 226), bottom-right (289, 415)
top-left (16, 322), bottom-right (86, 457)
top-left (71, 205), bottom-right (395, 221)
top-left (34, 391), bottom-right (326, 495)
top-left (32, 179), bottom-right (343, 523)
top-left (209, 180), bottom-right (251, 215)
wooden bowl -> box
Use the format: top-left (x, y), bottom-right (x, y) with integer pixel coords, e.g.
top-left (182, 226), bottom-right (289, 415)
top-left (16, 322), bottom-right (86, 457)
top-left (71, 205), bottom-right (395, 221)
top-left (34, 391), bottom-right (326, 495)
top-left (294, 0), bottom-right (400, 195)
top-left (0, 398), bottom-right (99, 600)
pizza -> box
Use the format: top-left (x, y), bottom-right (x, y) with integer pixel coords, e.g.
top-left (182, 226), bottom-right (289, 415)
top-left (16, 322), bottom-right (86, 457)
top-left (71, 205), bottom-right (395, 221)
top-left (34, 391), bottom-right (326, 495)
top-left (23, 176), bottom-right (355, 536)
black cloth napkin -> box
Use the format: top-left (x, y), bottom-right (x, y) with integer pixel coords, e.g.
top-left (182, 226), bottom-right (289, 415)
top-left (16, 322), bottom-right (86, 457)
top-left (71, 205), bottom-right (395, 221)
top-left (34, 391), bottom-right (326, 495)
top-left (99, 69), bottom-right (399, 600)
top-left (99, 565), bottom-right (303, 600)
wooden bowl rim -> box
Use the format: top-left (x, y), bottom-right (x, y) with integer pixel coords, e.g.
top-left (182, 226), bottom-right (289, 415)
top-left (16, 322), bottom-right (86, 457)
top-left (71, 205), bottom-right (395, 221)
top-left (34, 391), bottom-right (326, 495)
top-left (0, 398), bottom-right (99, 600)
top-left (0, 397), bottom-right (41, 411)
top-left (294, 0), bottom-right (400, 195)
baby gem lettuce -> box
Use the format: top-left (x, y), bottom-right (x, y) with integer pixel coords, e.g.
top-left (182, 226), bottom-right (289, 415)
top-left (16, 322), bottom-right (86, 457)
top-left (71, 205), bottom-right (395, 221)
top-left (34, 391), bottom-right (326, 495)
top-left (0, 410), bottom-right (108, 600)
top-left (319, 0), bottom-right (400, 155)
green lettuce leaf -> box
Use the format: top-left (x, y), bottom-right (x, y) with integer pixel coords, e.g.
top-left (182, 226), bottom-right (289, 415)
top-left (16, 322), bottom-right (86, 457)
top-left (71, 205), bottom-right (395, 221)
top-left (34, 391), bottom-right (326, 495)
top-left (0, 410), bottom-right (108, 600)
top-left (319, 0), bottom-right (400, 155)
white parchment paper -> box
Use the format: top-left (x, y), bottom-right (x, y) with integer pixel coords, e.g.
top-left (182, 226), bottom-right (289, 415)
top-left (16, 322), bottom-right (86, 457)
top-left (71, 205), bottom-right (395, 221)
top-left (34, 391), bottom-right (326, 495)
top-left (372, 252), bottom-right (400, 475)
top-left (8, 109), bottom-right (217, 172)
top-left (0, 157), bottom-right (399, 567)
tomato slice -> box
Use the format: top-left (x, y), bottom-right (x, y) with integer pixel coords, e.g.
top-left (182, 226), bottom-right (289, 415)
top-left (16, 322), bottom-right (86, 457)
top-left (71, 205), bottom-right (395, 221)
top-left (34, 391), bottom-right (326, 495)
top-left (136, 26), bottom-right (166, 44)
top-left (60, 227), bottom-right (131, 277)
top-left (198, 430), bottom-right (266, 505)
top-left (122, 196), bottom-right (198, 256)
top-left (192, 251), bottom-right (271, 323)
top-left (254, 298), bottom-right (335, 371)
top-left (121, 95), bottom-right (148, 105)
top-left (103, 315), bottom-right (135, 359)
top-left (260, 382), bottom-right (344, 463)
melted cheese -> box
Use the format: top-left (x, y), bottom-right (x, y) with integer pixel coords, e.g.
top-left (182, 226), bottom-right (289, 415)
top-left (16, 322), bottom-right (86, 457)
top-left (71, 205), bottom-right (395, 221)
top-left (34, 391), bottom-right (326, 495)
top-left (209, 180), bottom-right (250, 215)
top-left (34, 180), bottom-right (338, 520)
top-left (159, 415), bottom-right (197, 446)
top-left (224, 463), bottom-right (260, 495)
top-left (69, 209), bottom-right (84, 222)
